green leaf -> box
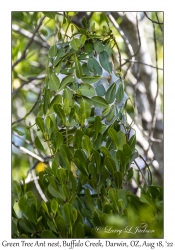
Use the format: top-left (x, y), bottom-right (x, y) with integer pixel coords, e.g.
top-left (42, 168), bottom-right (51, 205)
top-left (101, 12), bottom-right (110, 26)
top-left (91, 96), bottom-right (108, 108)
top-left (128, 134), bottom-right (136, 154)
top-left (117, 131), bottom-right (126, 150)
top-left (105, 81), bottom-right (116, 104)
top-left (55, 132), bottom-right (63, 150)
top-left (102, 106), bottom-right (111, 116)
top-left (127, 167), bottom-right (133, 181)
top-left (35, 116), bottom-right (45, 133)
top-left (73, 129), bottom-right (84, 149)
top-left (64, 98), bottom-right (71, 115)
top-left (80, 99), bottom-right (91, 126)
top-left (48, 44), bottom-right (57, 57)
top-left (18, 197), bottom-right (27, 213)
top-left (25, 204), bottom-right (37, 224)
top-left (99, 146), bottom-right (111, 157)
top-left (108, 128), bottom-right (126, 150)
top-left (81, 76), bottom-right (101, 84)
top-left (70, 38), bottom-right (82, 51)
top-left (53, 104), bottom-right (65, 124)
top-left (123, 144), bottom-right (132, 165)
top-left (41, 201), bottom-right (49, 215)
top-left (18, 218), bottom-right (35, 234)
top-left (13, 128), bottom-right (25, 136)
top-left (41, 230), bottom-right (57, 238)
top-left (43, 89), bottom-right (50, 115)
top-left (53, 49), bottom-right (63, 66)
top-left (99, 51), bottom-right (112, 73)
top-left (74, 54), bottom-right (83, 78)
top-left (48, 184), bottom-right (63, 199)
top-left (54, 60), bottom-right (62, 73)
top-left (116, 150), bottom-right (126, 173)
top-left (64, 203), bottom-right (74, 228)
top-left (95, 84), bottom-right (106, 96)
top-left (43, 12), bottom-right (56, 19)
top-left (106, 108), bottom-right (114, 122)
top-left (81, 135), bottom-right (92, 157)
top-left (105, 156), bottom-right (116, 175)
top-left (94, 116), bottom-right (102, 138)
top-left (59, 75), bottom-right (75, 92)
top-left (79, 84), bottom-right (95, 97)
top-left (87, 57), bottom-right (102, 75)
top-left (48, 73), bottom-right (60, 91)
top-left (73, 222), bottom-right (85, 238)
top-left (116, 83), bottom-right (124, 102)
top-left (105, 42), bottom-right (113, 56)
top-left (82, 63), bottom-right (91, 76)
top-left (51, 199), bottom-right (58, 214)
top-left (50, 95), bottom-right (62, 110)
top-left (34, 136), bottom-right (45, 152)
top-left (74, 150), bottom-right (88, 175)
top-left (84, 42), bottom-right (93, 53)
top-left (108, 188), bottom-right (119, 213)
top-left (80, 35), bottom-right (86, 46)
top-left (82, 16), bottom-right (87, 29)
top-left (12, 180), bottom-right (21, 199)
top-left (94, 40), bottom-right (104, 53)
top-left (55, 215), bottom-right (67, 237)
top-left (47, 220), bottom-right (57, 233)
top-left (113, 171), bottom-right (123, 189)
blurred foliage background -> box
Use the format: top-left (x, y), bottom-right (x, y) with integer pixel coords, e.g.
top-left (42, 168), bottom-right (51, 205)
top-left (12, 11), bottom-right (163, 191)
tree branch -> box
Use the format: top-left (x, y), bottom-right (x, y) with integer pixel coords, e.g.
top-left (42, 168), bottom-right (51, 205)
top-left (12, 24), bottom-right (49, 49)
top-left (12, 16), bottom-right (46, 69)
top-left (155, 12), bottom-right (163, 33)
top-left (146, 22), bottom-right (160, 159)
top-left (123, 59), bottom-right (163, 70)
top-left (12, 141), bottom-right (45, 162)
top-left (144, 12), bottom-right (163, 25)
top-left (12, 74), bottom-right (45, 96)
top-left (12, 90), bottom-right (41, 125)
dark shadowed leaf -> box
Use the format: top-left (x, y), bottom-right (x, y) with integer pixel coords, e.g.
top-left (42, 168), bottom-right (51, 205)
top-left (116, 83), bottom-right (124, 103)
top-left (34, 136), bottom-right (45, 152)
top-left (99, 51), bottom-right (112, 73)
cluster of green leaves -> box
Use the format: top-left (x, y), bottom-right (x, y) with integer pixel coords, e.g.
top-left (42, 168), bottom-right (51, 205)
top-left (12, 179), bottom-right (163, 238)
top-left (12, 23), bottom-right (163, 238)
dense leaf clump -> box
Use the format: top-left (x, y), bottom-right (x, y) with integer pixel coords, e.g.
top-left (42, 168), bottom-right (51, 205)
top-left (12, 31), bottom-right (163, 238)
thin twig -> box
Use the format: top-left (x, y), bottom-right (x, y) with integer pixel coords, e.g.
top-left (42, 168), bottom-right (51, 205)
top-left (112, 37), bottom-right (121, 71)
top-left (12, 91), bottom-right (41, 125)
top-left (32, 169), bottom-right (48, 202)
top-left (12, 24), bottom-right (49, 49)
top-left (139, 154), bottom-right (152, 185)
top-left (134, 160), bottom-right (149, 186)
top-left (12, 74), bottom-right (45, 96)
top-left (28, 124), bottom-right (48, 202)
top-left (12, 16), bottom-right (46, 69)
top-left (146, 22), bottom-right (160, 159)
top-left (107, 12), bottom-right (134, 58)
top-left (12, 132), bottom-right (33, 145)
top-left (121, 12), bottom-right (141, 68)
top-left (144, 12), bottom-right (163, 25)
top-left (155, 12), bottom-right (163, 33)
top-left (12, 141), bottom-right (44, 162)
top-left (123, 59), bottom-right (163, 70)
